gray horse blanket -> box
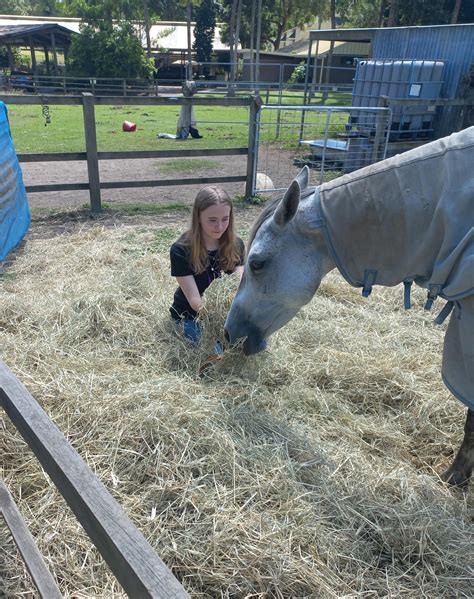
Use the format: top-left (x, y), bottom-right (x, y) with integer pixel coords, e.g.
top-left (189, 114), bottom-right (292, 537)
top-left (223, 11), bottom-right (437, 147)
top-left (315, 127), bottom-right (474, 410)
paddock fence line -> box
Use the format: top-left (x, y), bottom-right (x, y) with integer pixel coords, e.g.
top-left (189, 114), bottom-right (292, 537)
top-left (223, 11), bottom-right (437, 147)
top-left (0, 359), bottom-right (190, 598)
top-left (0, 93), bottom-right (260, 212)
top-left (2, 73), bottom-right (159, 96)
top-left (2, 61), bottom-right (357, 99)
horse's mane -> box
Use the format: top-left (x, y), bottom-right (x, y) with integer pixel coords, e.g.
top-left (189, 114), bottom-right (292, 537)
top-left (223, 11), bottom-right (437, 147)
top-left (247, 186), bottom-right (316, 249)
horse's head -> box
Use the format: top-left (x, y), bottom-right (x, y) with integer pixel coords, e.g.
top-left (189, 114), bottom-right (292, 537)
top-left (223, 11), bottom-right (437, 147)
top-left (224, 167), bottom-right (334, 355)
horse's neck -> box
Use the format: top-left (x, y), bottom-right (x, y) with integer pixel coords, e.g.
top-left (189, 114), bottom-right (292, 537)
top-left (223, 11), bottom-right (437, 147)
top-left (301, 189), bottom-right (336, 278)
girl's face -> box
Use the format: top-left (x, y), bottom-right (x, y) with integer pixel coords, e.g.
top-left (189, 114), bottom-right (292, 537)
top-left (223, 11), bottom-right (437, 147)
top-left (199, 203), bottom-right (231, 242)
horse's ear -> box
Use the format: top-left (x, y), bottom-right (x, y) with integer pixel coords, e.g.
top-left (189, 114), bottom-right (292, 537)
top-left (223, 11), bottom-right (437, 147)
top-left (274, 179), bottom-right (300, 227)
top-left (295, 166), bottom-right (309, 191)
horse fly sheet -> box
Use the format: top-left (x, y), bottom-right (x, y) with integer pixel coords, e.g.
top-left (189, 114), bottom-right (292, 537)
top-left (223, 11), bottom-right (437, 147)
top-left (0, 101), bottom-right (30, 262)
top-left (314, 126), bottom-right (474, 410)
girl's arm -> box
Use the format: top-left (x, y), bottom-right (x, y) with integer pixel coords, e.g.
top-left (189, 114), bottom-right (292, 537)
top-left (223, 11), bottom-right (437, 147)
top-left (176, 275), bottom-right (204, 312)
top-left (234, 265), bottom-right (244, 280)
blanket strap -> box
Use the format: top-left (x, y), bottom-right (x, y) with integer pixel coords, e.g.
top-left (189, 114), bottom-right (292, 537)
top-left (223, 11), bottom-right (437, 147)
top-left (434, 300), bottom-right (455, 325)
top-left (362, 269), bottom-right (377, 297)
top-left (424, 284), bottom-right (443, 310)
top-left (403, 281), bottom-right (412, 309)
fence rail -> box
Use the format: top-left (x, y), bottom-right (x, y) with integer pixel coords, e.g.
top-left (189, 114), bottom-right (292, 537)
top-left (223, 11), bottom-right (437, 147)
top-left (0, 359), bottom-right (189, 598)
top-left (0, 93), bottom-right (258, 211)
top-left (3, 73), bottom-right (159, 96)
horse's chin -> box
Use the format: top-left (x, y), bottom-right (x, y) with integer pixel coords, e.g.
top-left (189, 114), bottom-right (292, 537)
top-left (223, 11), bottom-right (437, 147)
top-left (243, 335), bottom-right (266, 356)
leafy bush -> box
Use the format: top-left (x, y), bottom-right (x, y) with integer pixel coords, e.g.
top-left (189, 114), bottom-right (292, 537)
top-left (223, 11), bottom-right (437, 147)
top-left (66, 23), bottom-right (155, 79)
top-left (288, 61), bottom-right (306, 84)
top-left (0, 47), bottom-right (22, 69)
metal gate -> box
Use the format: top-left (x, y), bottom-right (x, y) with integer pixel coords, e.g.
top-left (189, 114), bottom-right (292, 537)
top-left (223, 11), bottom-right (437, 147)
top-left (254, 104), bottom-right (392, 193)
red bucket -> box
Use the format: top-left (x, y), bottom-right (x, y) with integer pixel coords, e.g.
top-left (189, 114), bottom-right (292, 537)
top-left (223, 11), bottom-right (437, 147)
top-left (122, 120), bottom-right (137, 132)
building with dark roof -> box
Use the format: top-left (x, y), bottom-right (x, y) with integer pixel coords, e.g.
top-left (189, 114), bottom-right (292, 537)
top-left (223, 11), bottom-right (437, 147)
top-left (0, 22), bottom-right (75, 76)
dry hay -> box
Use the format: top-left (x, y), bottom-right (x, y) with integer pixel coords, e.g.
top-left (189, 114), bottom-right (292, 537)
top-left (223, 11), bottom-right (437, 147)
top-left (1, 224), bottom-right (473, 598)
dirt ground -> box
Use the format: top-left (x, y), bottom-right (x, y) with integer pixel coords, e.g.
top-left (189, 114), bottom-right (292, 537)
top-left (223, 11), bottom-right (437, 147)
top-left (21, 145), bottom-right (303, 205)
top-left (19, 146), bottom-right (304, 239)
top-left (21, 155), bottom-right (251, 211)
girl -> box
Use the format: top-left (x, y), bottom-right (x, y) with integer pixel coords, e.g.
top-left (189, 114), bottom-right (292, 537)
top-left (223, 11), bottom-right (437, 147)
top-left (170, 186), bottom-right (245, 346)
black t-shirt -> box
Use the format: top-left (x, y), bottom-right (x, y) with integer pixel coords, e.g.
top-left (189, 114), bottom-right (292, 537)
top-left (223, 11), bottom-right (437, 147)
top-left (170, 238), bottom-right (245, 320)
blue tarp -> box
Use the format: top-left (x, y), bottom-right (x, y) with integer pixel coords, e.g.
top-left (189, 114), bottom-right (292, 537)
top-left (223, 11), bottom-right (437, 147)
top-left (0, 101), bottom-right (30, 261)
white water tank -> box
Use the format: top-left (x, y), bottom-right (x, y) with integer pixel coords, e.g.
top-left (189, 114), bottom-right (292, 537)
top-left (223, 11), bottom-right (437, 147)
top-left (351, 59), bottom-right (445, 139)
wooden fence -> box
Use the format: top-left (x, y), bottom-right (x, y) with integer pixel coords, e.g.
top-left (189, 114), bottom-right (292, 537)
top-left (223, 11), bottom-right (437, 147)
top-left (0, 93), bottom-right (262, 212)
top-left (1, 359), bottom-right (189, 598)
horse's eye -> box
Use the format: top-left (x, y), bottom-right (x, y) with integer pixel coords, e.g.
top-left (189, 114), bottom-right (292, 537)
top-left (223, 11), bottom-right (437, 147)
top-left (250, 259), bottom-right (265, 272)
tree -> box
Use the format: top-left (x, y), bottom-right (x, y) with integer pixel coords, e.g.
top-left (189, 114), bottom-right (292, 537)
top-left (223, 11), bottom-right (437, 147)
top-left (66, 22), bottom-right (155, 78)
top-left (61, 0), bottom-right (138, 28)
top-left (220, 0), bottom-right (326, 52)
top-left (193, 0), bottom-right (216, 65)
top-left (2, 0), bottom-right (60, 14)
top-left (338, 0), bottom-right (474, 28)
top-left (337, 0), bottom-right (386, 27)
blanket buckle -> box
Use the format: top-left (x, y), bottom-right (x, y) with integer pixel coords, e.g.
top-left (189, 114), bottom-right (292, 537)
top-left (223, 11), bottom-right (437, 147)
top-left (424, 284), bottom-right (442, 310)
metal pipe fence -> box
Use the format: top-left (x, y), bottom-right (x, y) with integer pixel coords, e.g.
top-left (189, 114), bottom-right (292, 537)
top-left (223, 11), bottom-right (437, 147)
top-left (254, 104), bottom-right (392, 193)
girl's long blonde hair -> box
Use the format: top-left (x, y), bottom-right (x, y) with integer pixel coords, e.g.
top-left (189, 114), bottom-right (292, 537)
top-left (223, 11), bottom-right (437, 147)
top-left (177, 186), bottom-right (241, 273)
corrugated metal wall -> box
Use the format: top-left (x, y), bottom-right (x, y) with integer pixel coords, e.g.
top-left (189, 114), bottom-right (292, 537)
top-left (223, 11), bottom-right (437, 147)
top-left (372, 25), bottom-right (474, 136)
top-left (372, 25), bottom-right (474, 98)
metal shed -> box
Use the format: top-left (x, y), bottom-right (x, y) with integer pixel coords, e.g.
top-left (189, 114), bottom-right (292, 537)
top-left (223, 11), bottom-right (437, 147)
top-left (307, 24), bottom-right (474, 137)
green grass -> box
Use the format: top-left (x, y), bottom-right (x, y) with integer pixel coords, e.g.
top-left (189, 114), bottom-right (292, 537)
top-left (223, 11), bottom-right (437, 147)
top-left (99, 201), bottom-right (190, 214)
top-left (7, 104), bottom-right (251, 154)
top-left (159, 158), bottom-right (221, 174)
top-left (6, 91), bottom-right (353, 155)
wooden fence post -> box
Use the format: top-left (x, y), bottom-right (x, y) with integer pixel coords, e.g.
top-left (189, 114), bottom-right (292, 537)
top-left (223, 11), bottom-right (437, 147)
top-left (245, 95), bottom-right (262, 200)
top-left (82, 93), bottom-right (102, 213)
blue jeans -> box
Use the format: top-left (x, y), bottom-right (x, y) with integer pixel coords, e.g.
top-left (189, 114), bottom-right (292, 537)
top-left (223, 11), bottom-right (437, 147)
top-left (177, 319), bottom-right (223, 354)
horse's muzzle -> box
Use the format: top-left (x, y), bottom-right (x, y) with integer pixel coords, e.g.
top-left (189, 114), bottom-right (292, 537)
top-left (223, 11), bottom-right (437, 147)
top-left (242, 334), bottom-right (267, 356)
top-left (224, 313), bottom-right (266, 356)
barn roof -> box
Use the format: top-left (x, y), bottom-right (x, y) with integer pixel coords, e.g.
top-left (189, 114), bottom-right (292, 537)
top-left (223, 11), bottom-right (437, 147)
top-left (0, 23), bottom-right (75, 47)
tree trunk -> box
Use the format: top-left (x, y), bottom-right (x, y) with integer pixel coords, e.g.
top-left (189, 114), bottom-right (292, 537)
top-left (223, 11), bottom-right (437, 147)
top-left (143, 0), bottom-right (152, 58)
top-left (233, 0), bottom-right (243, 82)
top-left (387, 0), bottom-right (399, 27)
top-left (451, 0), bottom-right (462, 24)
top-left (186, 1), bottom-right (193, 80)
top-left (273, 22), bottom-right (284, 51)
top-left (323, 0), bottom-right (336, 96)
top-left (378, 0), bottom-right (388, 27)
top-left (255, 0), bottom-right (262, 83)
top-left (249, 0), bottom-right (256, 83)
top-left (228, 0), bottom-right (238, 83)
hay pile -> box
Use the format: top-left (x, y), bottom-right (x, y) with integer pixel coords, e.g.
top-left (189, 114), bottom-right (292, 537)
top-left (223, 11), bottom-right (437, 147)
top-left (1, 224), bottom-right (473, 598)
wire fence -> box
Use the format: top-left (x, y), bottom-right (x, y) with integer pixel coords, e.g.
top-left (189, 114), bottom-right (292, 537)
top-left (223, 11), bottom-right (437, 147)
top-left (255, 104), bottom-right (392, 192)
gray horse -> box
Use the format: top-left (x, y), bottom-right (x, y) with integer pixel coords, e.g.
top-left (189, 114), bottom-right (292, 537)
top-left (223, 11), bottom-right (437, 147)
top-left (225, 127), bottom-right (474, 486)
